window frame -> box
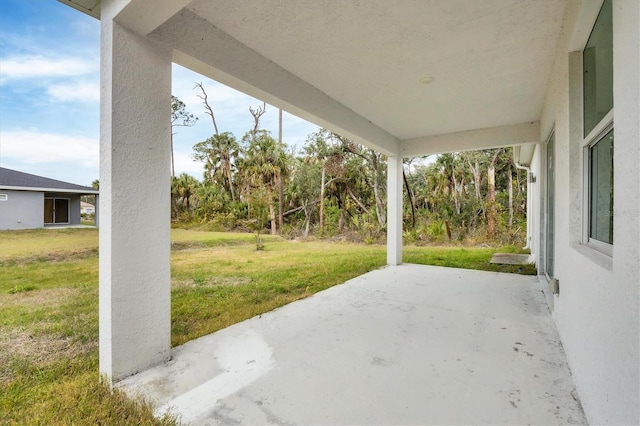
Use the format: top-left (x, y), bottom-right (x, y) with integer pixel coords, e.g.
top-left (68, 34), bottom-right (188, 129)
top-left (582, 111), bottom-right (613, 256)
top-left (44, 197), bottom-right (71, 225)
top-left (545, 129), bottom-right (556, 279)
top-left (0, 194), bottom-right (7, 201)
top-left (580, 0), bottom-right (613, 257)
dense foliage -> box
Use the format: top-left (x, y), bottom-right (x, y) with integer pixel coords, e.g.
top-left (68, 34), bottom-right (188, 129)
top-left (171, 96), bottom-right (527, 246)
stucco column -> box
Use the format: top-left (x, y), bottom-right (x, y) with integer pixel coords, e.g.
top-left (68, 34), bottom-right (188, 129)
top-left (99, 2), bottom-right (172, 381)
top-left (387, 156), bottom-right (403, 265)
top-left (94, 194), bottom-right (99, 228)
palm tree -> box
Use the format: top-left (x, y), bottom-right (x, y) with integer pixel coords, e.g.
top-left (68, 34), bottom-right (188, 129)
top-left (192, 132), bottom-right (240, 201)
top-left (240, 130), bottom-right (287, 234)
top-left (194, 182), bottom-right (230, 222)
top-left (171, 173), bottom-right (199, 218)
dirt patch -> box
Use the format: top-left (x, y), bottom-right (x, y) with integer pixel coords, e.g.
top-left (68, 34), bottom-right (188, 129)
top-left (172, 276), bottom-right (252, 288)
top-left (0, 327), bottom-right (97, 386)
top-left (0, 248), bottom-right (99, 266)
top-left (0, 287), bottom-right (80, 309)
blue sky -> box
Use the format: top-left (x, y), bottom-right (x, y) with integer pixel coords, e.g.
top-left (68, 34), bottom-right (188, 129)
top-left (0, 0), bottom-right (320, 187)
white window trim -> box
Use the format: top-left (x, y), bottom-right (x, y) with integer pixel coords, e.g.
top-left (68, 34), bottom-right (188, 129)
top-left (582, 115), bottom-right (613, 257)
top-left (578, 0), bottom-right (614, 259)
top-left (0, 193), bottom-right (7, 201)
top-left (583, 108), bottom-right (613, 142)
top-left (544, 128), bottom-right (556, 281)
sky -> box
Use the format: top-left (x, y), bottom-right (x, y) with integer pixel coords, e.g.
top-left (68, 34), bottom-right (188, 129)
top-left (0, 0), bottom-right (320, 187)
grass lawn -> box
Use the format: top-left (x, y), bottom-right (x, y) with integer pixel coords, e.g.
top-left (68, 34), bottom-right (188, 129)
top-left (0, 228), bottom-right (535, 424)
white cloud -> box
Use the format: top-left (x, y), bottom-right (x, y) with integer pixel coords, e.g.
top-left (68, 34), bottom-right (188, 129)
top-left (0, 55), bottom-right (97, 82)
top-left (174, 150), bottom-right (204, 180)
top-left (0, 130), bottom-right (98, 168)
top-left (48, 80), bottom-right (99, 102)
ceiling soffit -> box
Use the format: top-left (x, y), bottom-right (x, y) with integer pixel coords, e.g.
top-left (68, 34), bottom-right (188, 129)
top-left (186, 0), bottom-right (565, 143)
top-left (68, 0), bottom-right (567, 156)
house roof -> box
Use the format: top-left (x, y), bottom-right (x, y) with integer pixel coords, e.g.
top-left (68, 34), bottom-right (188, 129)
top-left (60, 0), bottom-right (569, 156)
top-left (0, 167), bottom-right (99, 194)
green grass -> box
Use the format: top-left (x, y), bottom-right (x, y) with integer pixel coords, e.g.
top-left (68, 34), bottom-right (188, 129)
top-left (0, 228), bottom-right (536, 424)
top-left (404, 245), bottom-right (537, 275)
top-left (0, 228), bottom-right (99, 260)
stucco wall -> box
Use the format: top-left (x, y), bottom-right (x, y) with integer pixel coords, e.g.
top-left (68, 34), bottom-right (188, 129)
top-left (537, 1), bottom-right (640, 424)
top-left (0, 190), bottom-right (44, 230)
top-left (528, 145), bottom-right (541, 269)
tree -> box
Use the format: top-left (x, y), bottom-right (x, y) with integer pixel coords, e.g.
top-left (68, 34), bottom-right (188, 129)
top-left (82, 179), bottom-right (100, 205)
top-left (192, 132), bottom-right (240, 201)
top-left (171, 173), bottom-right (199, 218)
top-left (194, 82), bottom-right (220, 136)
top-left (303, 130), bottom-right (333, 234)
top-left (194, 181), bottom-right (231, 222)
top-left (486, 150), bottom-right (500, 240)
top-left (240, 130), bottom-right (287, 235)
top-left (287, 156), bottom-right (321, 237)
top-left (171, 96), bottom-right (198, 177)
top-left (277, 108), bottom-right (285, 232)
top-left (403, 158), bottom-right (419, 229)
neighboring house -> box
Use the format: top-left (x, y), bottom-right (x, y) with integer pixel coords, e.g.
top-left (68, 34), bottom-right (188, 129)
top-left (0, 167), bottom-right (99, 230)
top-left (81, 201), bottom-right (96, 215)
top-left (61, 1), bottom-right (639, 424)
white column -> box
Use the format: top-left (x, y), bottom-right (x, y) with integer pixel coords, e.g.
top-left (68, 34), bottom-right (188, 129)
top-left (99, 3), bottom-right (172, 381)
top-left (94, 194), bottom-right (99, 228)
top-left (386, 156), bottom-right (403, 265)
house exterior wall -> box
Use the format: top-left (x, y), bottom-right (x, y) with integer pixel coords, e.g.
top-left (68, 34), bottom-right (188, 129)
top-left (0, 190), bottom-right (44, 230)
top-left (535, 1), bottom-right (640, 424)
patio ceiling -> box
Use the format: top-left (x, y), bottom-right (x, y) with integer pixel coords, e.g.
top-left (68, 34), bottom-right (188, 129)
top-left (63, 0), bottom-right (566, 156)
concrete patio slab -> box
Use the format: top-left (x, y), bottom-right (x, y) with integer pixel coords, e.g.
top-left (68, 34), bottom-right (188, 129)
top-left (119, 264), bottom-right (586, 425)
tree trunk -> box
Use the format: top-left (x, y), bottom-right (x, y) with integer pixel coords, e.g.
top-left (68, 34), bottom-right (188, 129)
top-left (372, 176), bottom-right (386, 227)
top-left (403, 169), bottom-right (417, 229)
top-left (468, 159), bottom-right (481, 199)
top-left (171, 194), bottom-right (178, 219)
top-left (444, 220), bottom-right (452, 241)
top-left (195, 82), bottom-right (219, 136)
top-left (225, 162), bottom-right (235, 201)
top-left (347, 185), bottom-right (369, 213)
top-left (277, 174), bottom-right (284, 232)
top-left (451, 165), bottom-right (461, 215)
top-left (319, 165), bottom-right (326, 233)
top-left (486, 151), bottom-right (499, 240)
top-left (170, 134), bottom-right (175, 178)
top-left (508, 162), bottom-right (513, 227)
top-left (278, 109), bottom-right (284, 232)
top-left (268, 201), bottom-right (277, 235)
top-left (302, 204), bottom-right (310, 238)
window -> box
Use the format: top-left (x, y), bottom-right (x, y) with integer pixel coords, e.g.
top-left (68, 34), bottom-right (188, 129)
top-left (0, 194), bottom-right (7, 201)
top-left (44, 198), bottom-right (70, 224)
top-left (583, 0), bottom-right (613, 254)
top-left (583, 0), bottom-right (613, 137)
top-left (545, 132), bottom-right (555, 278)
top-left (589, 127), bottom-right (613, 245)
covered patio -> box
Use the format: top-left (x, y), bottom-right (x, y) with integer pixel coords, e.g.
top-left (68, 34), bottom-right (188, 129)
top-left (120, 265), bottom-right (585, 425)
top-left (58, 0), bottom-right (640, 424)
top-left (62, 0), bottom-right (554, 381)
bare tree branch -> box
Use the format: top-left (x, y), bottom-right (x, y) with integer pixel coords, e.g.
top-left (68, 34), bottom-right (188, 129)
top-left (249, 102), bottom-right (267, 141)
top-left (194, 82), bottom-right (219, 136)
